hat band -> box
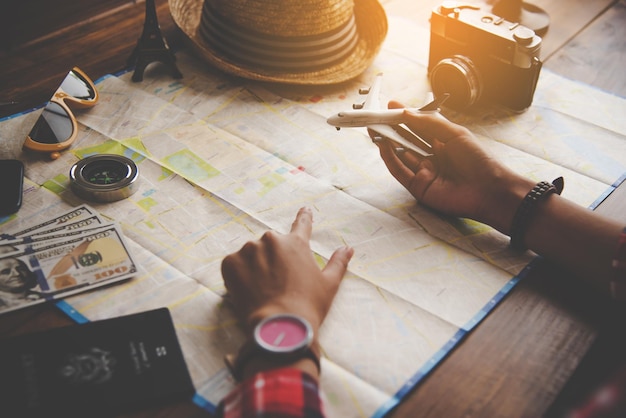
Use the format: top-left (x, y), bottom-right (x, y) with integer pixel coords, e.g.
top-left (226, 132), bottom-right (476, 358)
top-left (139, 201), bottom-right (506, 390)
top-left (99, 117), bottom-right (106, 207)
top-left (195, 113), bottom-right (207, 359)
top-left (200, 3), bottom-right (359, 71)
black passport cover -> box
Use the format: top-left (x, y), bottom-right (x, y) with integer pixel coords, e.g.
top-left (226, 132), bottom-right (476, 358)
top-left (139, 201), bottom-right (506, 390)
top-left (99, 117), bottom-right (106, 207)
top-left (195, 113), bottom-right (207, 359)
top-left (0, 308), bottom-right (194, 417)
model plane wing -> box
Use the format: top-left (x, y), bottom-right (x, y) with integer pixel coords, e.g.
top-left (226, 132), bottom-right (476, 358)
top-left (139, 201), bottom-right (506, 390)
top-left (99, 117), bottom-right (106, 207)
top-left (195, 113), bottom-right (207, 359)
top-left (368, 123), bottom-right (433, 157)
top-left (361, 73), bottom-right (383, 110)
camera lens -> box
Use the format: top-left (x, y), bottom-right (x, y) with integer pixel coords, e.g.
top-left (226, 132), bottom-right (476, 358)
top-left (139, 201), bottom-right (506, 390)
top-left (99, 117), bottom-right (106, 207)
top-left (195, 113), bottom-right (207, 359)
top-left (430, 55), bottom-right (481, 109)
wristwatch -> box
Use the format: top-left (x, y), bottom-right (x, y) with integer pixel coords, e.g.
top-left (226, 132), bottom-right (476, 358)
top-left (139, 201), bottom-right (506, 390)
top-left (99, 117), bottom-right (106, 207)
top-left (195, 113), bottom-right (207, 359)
top-left (225, 313), bottom-right (321, 381)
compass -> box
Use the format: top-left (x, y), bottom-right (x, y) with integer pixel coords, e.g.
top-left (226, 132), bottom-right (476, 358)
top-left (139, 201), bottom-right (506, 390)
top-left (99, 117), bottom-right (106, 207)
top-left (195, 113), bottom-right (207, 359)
top-left (70, 154), bottom-right (139, 202)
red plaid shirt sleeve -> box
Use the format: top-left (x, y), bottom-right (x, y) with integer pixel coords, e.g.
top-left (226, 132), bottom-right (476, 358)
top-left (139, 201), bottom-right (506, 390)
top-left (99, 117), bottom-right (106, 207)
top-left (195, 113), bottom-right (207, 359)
top-left (217, 367), bottom-right (324, 418)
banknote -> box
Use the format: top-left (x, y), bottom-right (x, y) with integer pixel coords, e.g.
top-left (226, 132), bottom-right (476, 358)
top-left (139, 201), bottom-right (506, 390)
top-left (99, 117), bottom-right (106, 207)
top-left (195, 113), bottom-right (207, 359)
top-left (0, 221), bottom-right (114, 257)
top-left (1, 204), bottom-right (103, 239)
top-left (0, 210), bottom-right (137, 315)
top-left (18, 214), bottom-right (108, 240)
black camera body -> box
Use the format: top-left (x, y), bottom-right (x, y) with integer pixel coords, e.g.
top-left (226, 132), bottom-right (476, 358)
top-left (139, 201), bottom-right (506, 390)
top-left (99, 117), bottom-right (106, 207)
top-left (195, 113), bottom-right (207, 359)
top-left (428, 2), bottom-right (542, 111)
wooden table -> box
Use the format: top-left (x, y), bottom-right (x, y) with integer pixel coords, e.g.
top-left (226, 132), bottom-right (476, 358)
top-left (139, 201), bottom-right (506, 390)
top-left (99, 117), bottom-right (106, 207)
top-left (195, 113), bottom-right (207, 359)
top-left (1, 1), bottom-right (625, 417)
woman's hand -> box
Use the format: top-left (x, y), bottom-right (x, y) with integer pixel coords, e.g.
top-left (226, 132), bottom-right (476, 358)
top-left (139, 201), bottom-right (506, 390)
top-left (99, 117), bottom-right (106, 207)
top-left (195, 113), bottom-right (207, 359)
top-left (372, 101), bottom-right (534, 234)
top-left (221, 207), bottom-right (354, 335)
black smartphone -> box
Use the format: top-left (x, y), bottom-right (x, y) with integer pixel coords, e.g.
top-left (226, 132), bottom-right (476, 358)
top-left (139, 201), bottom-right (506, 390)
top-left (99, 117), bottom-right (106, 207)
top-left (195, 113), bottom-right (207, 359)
top-left (0, 159), bottom-right (24, 216)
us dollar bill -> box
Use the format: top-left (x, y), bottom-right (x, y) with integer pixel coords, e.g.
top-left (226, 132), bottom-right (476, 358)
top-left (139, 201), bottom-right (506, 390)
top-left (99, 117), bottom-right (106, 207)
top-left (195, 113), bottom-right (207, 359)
top-left (0, 223), bottom-right (137, 314)
top-left (23, 214), bottom-right (109, 240)
top-left (1, 204), bottom-right (102, 240)
top-left (0, 221), bottom-right (115, 258)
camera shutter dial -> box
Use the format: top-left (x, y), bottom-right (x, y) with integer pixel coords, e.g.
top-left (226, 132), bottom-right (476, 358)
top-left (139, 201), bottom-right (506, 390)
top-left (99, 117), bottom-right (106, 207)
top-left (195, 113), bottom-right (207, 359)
top-left (513, 27), bottom-right (536, 45)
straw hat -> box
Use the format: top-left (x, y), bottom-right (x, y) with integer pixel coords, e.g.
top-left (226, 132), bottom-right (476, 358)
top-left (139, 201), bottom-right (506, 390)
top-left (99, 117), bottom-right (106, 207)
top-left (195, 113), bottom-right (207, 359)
top-left (169, 0), bottom-right (388, 84)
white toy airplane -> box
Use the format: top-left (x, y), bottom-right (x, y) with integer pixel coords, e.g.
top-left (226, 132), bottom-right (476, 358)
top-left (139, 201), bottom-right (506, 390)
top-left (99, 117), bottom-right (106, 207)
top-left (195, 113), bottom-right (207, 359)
top-left (326, 73), bottom-right (449, 157)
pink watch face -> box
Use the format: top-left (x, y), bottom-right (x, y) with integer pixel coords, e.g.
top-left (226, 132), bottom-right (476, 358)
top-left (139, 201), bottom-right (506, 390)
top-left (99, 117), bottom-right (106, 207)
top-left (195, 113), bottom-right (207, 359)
top-left (255, 314), bottom-right (313, 353)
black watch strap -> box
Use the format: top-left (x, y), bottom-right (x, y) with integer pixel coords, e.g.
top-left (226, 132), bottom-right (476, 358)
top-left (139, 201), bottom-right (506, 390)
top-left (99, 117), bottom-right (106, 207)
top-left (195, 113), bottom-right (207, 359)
top-left (224, 340), bottom-right (321, 382)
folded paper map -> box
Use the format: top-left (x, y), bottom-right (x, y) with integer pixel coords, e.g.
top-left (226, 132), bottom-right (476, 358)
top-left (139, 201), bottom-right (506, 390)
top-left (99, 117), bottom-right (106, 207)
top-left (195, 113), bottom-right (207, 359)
top-left (1, 6), bottom-right (625, 417)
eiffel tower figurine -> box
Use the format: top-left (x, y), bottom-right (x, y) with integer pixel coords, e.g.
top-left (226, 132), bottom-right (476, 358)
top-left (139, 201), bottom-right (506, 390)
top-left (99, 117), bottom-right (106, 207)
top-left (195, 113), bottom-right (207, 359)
top-left (127, 0), bottom-right (182, 82)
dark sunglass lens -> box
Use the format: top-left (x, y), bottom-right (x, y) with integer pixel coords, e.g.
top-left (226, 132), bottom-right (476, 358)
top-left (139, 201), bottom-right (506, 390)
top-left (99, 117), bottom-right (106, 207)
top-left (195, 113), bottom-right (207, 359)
top-left (28, 102), bottom-right (73, 144)
top-left (60, 70), bottom-right (95, 100)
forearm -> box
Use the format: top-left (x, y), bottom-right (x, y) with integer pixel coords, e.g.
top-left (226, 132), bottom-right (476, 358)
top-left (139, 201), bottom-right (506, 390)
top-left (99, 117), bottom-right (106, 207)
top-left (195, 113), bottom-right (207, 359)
top-left (482, 173), bottom-right (623, 293)
top-left (523, 194), bottom-right (623, 293)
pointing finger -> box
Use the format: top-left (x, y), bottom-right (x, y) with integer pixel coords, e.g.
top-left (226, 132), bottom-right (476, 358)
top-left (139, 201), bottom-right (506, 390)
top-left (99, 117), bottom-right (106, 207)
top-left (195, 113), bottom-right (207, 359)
top-left (290, 207), bottom-right (313, 242)
top-left (322, 246), bottom-right (354, 284)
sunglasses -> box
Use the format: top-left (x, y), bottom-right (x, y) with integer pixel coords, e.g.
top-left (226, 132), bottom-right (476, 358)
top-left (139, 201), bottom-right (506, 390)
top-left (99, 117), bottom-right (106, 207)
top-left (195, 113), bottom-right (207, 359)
top-left (23, 67), bottom-right (99, 160)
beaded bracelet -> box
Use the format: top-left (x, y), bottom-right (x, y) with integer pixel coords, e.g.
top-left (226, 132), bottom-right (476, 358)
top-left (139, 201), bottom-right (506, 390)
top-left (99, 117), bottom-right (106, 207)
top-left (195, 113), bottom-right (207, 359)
top-left (509, 177), bottom-right (564, 251)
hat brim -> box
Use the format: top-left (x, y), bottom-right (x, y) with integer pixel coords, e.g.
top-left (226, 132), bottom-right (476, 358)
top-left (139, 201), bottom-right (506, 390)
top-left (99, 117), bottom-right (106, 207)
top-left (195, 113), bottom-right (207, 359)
top-left (168, 0), bottom-right (388, 85)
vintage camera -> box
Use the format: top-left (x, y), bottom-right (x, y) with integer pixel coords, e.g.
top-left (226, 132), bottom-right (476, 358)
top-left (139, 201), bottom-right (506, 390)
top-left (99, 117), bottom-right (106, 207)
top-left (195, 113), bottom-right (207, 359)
top-left (428, 2), bottom-right (542, 111)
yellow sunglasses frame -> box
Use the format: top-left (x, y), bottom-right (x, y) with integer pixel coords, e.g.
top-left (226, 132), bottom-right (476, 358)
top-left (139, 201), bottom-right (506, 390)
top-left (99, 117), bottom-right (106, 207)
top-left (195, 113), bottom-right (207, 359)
top-left (23, 67), bottom-right (99, 160)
